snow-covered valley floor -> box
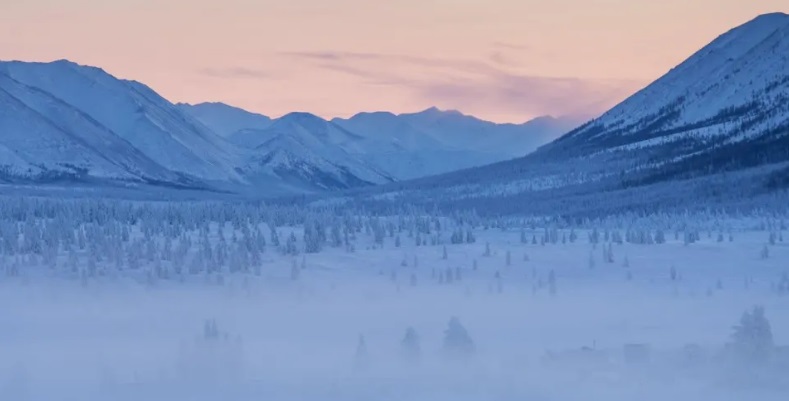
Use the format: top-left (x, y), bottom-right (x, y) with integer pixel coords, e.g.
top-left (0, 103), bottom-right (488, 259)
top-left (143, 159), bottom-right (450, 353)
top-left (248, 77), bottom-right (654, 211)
top-left (1, 220), bottom-right (788, 401)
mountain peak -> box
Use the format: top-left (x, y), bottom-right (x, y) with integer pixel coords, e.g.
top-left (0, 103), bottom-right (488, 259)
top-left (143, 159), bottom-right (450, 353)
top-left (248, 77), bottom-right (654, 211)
top-left (417, 106), bottom-right (463, 116)
top-left (346, 111), bottom-right (398, 120)
top-left (751, 12), bottom-right (789, 22)
top-left (279, 111), bottom-right (325, 122)
top-left (725, 11), bottom-right (789, 43)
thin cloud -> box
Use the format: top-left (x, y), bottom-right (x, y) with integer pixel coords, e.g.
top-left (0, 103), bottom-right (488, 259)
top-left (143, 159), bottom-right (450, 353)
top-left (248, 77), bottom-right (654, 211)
top-left (279, 50), bottom-right (645, 119)
top-left (199, 67), bottom-right (270, 80)
top-left (283, 51), bottom-right (501, 76)
top-left (492, 42), bottom-right (534, 51)
top-left (416, 74), bottom-right (642, 119)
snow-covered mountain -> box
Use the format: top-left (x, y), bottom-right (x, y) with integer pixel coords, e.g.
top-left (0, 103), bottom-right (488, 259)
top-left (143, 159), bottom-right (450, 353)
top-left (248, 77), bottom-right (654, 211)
top-left (9, 12), bottom-right (784, 204)
top-left (234, 112), bottom-right (395, 190)
top-left (0, 60), bottom-right (243, 185)
top-left (347, 13), bottom-right (789, 215)
top-left (0, 61), bottom-right (392, 193)
top-left (543, 12), bottom-right (789, 184)
top-left (176, 102), bottom-right (272, 138)
top-left (0, 72), bottom-right (183, 184)
top-left (333, 108), bottom-right (578, 179)
top-left (176, 102), bottom-right (577, 181)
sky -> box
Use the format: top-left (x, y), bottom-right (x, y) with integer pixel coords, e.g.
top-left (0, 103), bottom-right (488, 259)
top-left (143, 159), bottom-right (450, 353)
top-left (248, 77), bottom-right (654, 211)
top-left (1, 0), bottom-right (787, 122)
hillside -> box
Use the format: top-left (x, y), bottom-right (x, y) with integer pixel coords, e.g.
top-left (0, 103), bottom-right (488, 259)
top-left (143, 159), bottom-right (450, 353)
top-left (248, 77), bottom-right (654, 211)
top-left (337, 13), bottom-right (789, 216)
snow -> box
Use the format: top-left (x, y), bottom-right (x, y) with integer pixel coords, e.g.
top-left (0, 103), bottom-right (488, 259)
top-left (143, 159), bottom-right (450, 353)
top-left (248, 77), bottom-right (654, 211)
top-left (0, 60), bottom-right (244, 182)
top-left (580, 12), bottom-right (789, 144)
top-left (176, 102), bottom-right (272, 138)
top-left (2, 59), bottom-right (579, 193)
top-left (233, 113), bottom-right (395, 189)
top-left (333, 108), bottom-right (579, 179)
top-left (0, 72), bottom-right (177, 181)
top-left (351, 13), bottom-right (789, 213)
top-left (0, 200), bottom-right (788, 401)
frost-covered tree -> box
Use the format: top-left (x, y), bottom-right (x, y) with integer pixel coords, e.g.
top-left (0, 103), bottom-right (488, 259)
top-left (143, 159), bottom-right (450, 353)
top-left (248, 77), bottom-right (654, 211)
top-left (270, 227), bottom-right (280, 247)
top-left (655, 230), bottom-right (666, 244)
top-left (355, 334), bottom-right (369, 369)
top-left (290, 259), bottom-right (300, 281)
top-left (603, 243), bottom-right (614, 263)
top-left (731, 306), bottom-right (773, 363)
top-left (203, 319), bottom-right (221, 341)
top-left (283, 232), bottom-right (298, 256)
top-left (401, 327), bottom-right (421, 363)
top-left (443, 317), bottom-right (475, 359)
top-left (465, 230), bottom-right (476, 244)
top-left (760, 245), bottom-right (769, 260)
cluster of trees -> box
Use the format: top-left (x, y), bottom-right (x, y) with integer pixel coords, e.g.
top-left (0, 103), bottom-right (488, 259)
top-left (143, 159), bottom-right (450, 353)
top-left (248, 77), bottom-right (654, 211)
top-left (0, 196), bottom-right (785, 287)
top-left (730, 306), bottom-right (775, 364)
top-left (356, 317), bottom-right (476, 368)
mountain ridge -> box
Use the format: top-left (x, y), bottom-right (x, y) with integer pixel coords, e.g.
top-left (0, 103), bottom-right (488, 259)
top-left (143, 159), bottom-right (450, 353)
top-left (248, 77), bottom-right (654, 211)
top-left (337, 12), bottom-right (789, 215)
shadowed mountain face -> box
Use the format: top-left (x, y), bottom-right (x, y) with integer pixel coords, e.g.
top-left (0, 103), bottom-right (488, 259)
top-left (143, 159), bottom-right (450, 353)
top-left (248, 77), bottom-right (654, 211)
top-left (544, 12), bottom-right (789, 180)
top-left (0, 60), bottom-right (242, 187)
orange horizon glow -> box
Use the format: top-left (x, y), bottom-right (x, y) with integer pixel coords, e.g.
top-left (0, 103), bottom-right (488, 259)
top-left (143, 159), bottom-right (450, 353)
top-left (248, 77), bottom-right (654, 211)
top-left (1, 0), bottom-right (787, 123)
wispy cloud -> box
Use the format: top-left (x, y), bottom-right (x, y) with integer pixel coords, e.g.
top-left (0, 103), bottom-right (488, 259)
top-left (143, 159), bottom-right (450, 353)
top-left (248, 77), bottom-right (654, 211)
top-left (491, 42), bottom-right (534, 51)
top-left (280, 50), bottom-right (644, 119)
top-left (199, 67), bottom-right (270, 80)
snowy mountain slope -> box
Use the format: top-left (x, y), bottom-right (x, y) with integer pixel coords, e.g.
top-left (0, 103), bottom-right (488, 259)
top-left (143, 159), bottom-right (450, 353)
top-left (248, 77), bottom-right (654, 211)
top-left (233, 112), bottom-right (395, 191)
top-left (229, 112), bottom-right (367, 150)
top-left (395, 107), bottom-right (577, 156)
top-left (174, 99), bottom-right (577, 182)
top-left (0, 60), bottom-right (392, 194)
top-left (0, 60), bottom-right (243, 182)
top-left (240, 134), bottom-right (393, 191)
top-left (331, 108), bottom-right (579, 179)
top-left (548, 13), bottom-right (789, 159)
top-left (176, 102), bottom-right (272, 138)
top-left (329, 111), bottom-right (487, 179)
top-left (339, 13), bottom-right (789, 214)
top-left (0, 71), bottom-right (190, 185)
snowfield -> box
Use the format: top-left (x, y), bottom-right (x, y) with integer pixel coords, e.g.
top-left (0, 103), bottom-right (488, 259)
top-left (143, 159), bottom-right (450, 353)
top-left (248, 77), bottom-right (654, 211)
top-left (0, 199), bottom-right (787, 401)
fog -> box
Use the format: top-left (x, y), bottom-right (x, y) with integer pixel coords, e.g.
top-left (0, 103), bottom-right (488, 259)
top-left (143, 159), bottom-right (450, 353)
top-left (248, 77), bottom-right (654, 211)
top-left (2, 264), bottom-right (787, 400)
top-left (0, 201), bottom-right (787, 400)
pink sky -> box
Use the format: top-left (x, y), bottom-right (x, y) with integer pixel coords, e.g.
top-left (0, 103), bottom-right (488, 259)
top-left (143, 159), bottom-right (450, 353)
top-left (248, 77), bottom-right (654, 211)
top-left (1, 0), bottom-right (787, 122)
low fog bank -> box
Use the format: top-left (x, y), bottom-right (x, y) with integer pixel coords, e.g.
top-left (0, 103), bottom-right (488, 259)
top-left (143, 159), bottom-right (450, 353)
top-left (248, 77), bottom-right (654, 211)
top-left (1, 276), bottom-right (787, 401)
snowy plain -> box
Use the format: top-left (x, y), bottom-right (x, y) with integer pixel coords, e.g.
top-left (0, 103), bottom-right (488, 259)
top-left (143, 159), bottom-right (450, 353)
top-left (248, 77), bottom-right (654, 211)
top-left (1, 207), bottom-right (787, 401)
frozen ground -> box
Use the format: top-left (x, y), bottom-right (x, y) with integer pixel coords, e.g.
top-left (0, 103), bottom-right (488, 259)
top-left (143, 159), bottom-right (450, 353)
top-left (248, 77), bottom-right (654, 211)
top-left (1, 218), bottom-right (788, 401)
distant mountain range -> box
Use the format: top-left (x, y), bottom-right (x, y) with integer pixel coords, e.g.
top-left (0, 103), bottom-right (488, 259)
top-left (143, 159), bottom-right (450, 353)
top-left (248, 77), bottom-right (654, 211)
top-left (0, 59), bottom-right (576, 194)
top-left (2, 12), bottom-right (786, 213)
top-left (344, 12), bottom-right (789, 215)
top-left (178, 103), bottom-right (579, 180)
